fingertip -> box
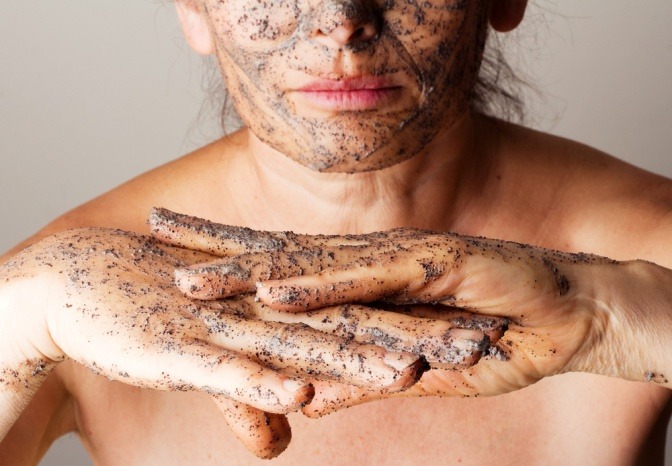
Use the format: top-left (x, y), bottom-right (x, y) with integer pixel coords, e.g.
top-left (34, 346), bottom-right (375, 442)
top-left (256, 413), bottom-right (292, 459)
top-left (214, 397), bottom-right (292, 459)
top-left (282, 379), bottom-right (315, 411)
top-left (385, 354), bottom-right (429, 392)
top-left (256, 281), bottom-right (314, 312)
top-left (173, 266), bottom-right (193, 288)
top-left (147, 206), bottom-right (168, 234)
top-left (147, 207), bottom-right (189, 247)
top-left (147, 206), bottom-right (161, 225)
top-left (147, 206), bottom-right (166, 224)
top-left (173, 267), bottom-right (215, 299)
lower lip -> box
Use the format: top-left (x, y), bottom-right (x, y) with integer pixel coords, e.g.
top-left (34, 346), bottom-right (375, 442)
top-left (296, 87), bottom-right (402, 111)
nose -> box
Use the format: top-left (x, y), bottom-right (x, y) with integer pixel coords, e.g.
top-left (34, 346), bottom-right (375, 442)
top-left (315, 0), bottom-right (379, 46)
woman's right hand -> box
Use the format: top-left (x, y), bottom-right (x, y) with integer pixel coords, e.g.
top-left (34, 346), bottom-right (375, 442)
top-left (0, 228), bottom-right (427, 457)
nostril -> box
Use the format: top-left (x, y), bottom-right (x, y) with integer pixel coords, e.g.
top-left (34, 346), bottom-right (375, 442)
top-left (314, 3), bottom-right (381, 46)
top-left (348, 23), bottom-right (379, 44)
top-left (352, 27), bottom-right (365, 41)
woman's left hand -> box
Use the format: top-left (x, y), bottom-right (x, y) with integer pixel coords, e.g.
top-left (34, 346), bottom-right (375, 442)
top-left (149, 208), bottom-right (671, 418)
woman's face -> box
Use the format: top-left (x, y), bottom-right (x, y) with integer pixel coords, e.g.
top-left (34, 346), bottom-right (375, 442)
top-left (200, 0), bottom-right (489, 173)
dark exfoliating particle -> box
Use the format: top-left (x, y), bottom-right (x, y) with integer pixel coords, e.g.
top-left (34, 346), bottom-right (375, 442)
top-left (202, 0), bottom-right (487, 173)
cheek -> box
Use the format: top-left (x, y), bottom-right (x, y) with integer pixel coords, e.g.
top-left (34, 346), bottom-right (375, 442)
top-left (207, 0), bottom-right (484, 172)
top-left (384, 1), bottom-right (468, 60)
top-left (205, 0), bottom-right (300, 48)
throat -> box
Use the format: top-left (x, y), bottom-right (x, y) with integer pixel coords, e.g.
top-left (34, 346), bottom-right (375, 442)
top-left (233, 115), bottom-right (493, 235)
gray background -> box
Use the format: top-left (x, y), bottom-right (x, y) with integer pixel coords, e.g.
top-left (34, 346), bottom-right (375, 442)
top-left (0, 1), bottom-right (670, 464)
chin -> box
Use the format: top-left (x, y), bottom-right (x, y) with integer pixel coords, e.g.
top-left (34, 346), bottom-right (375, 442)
top-left (266, 117), bottom-right (428, 173)
top-left (294, 140), bottom-right (420, 174)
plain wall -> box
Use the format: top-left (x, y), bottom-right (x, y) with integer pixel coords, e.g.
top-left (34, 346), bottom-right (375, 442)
top-left (0, 1), bottom-right (670, 465)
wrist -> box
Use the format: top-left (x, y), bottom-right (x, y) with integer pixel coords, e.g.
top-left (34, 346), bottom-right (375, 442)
top-left (566, 260), bottom-right (672, 386)
top-left (561, 261), bottom-right (621, 377)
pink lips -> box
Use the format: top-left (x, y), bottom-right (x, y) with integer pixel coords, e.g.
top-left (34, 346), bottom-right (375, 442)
top-left (295, 77), bottom-right (402, 111)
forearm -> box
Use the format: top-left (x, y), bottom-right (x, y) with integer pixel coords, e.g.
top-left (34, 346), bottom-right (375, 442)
top-left (571, 260), bottom-right (672, 387)
top-left (0, 359), bottom-right (57, 440)
top-left (0, 271), bottom-right (64, 440)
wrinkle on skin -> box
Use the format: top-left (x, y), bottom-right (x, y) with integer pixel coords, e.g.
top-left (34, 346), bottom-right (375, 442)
top-left (201, 0), bottom-right (489, 172)
top-left (150, 209), bottom-right (510, 368)
top-left (1, 229), bottom-right (430, 413)
top-left (151, 209), bottom-right (631, 408)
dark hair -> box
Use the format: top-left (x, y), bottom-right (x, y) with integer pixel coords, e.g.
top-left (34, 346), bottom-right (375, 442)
top-left (472, 33), bottom-right (528, 123)
top-left (196, 59), bottom-right (240, 136)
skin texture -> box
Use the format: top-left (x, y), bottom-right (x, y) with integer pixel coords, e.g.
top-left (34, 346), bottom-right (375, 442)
top-left (213, 397), bottom-right (292, 459)
top-left (153, 208), bottom-right (672, 419)
top-left (0, 228), bottom-right (431, 454)
top-left (3, 124), bottom-right (672, 465)
top-left (150, 208), bottom-right (508, 370)
top-left (2, 0), bottom-right (672, 464)
top-left (193, 0), bottom-right (490, 172)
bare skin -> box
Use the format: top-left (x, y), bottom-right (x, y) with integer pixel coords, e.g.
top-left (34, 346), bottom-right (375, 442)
top-left (0, 227), bottom-right (432, 458)
top-left (154, 208), bottom-right (672, 410)
top-left (2, 0), bottom-right (672, 464)
top-left (2, 120), bottom-right (671, 464)
top-left (188, 0), bottom-right (489, 172)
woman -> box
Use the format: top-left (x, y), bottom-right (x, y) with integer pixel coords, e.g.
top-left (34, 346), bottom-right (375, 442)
top-left (2, 0), bottom-right (671, 464)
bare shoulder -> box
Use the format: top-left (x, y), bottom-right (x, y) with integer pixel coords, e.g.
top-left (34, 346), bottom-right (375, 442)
top-left (2, 132), bottom-right (246, 261)
top-left (494, 120), bottom-right (672, 265)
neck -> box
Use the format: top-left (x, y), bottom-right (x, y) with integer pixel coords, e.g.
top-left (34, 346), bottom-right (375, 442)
top-left (233, 113), bottom-right (496, 234)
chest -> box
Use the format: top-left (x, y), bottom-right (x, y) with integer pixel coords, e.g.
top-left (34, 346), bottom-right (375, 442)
top-left (72, 370), bottom-right (662, 465)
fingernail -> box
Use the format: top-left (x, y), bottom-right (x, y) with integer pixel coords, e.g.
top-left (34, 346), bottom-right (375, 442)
top-left (255, 282), bottom-right (267, 299)
top-left (383, 352), bottom-right (419, 371)
top-left (449, 328), bottom-right (485, 342)
top-left (282, 378), bottom-right (306, 393)
top-left (173, 268), bottom-right (190, 287)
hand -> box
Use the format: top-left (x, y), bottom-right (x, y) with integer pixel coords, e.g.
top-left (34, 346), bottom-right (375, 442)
top-left (149, 209), bottom-right (555, 415)
top-left (0, 228), bottom-right (427, 457)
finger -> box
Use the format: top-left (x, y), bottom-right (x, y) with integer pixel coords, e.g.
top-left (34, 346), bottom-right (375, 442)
top-left (255, 259), bottom-right (424, 311)
top-left (301, 372), bottom-right (466, 418)
top-left (148, 207), bottom-right (297, 256)
top-left (252, 240), bottom-right (462, 311)
top-left (199, 310), bottom-right (427, 391)
top-left (91, 337), bottom-right (315, 414)
top-left (256, 237), bottom-right (583, 318)
top-left (212, 396), bottom-right (291, 459)
top-left (148, 208), bottom-right (374, 257)
top-left (248, 302), bottom-right (498, 369)
top-left (305, 326), bottom-right (553, 417)
top-left (174, 250), bottom-right (336, 299)
top-left (392, 304), bottom-right (509, 344)
top-left (301, 380), bottom-right (386, 418)
top-left (302, 358), bottom-right (510, 418)
top-left (253, 232), bottom-right (462, 311)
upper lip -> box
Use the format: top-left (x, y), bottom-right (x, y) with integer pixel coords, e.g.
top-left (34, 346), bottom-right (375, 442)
top-left (297, 76), bottom-right (399, 92)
